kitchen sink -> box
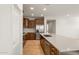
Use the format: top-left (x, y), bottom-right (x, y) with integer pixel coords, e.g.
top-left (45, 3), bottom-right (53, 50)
top-left (44, 34), bottom-right (52, 37)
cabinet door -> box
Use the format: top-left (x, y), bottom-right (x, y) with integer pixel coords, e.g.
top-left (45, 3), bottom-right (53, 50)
top-left (23, 18), bottom-right (29, 28)
top-left (35, 17), bottom-right (44, 25)
top-left (40, 19), bottom-right (44, 24)
top-left (44, 40), bottom-right (51, 55)
top-left (30, 33), bottom-right (36, 40)
top-left (28, 20), bottom-right (35, 28)
top-left (40, 38), bottom-right (45, 50)
top-left (50, 45), bottom-right (59, 55)
top-left (26, 18), bottom-right (29, 27)
top-left (26, 33), bottom-right (36, 40)
top-left (40, 36), bottom-right (51, 55)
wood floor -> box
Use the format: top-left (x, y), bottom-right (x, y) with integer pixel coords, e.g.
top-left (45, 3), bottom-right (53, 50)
top-left (23, 40), bottom-right (44, 55)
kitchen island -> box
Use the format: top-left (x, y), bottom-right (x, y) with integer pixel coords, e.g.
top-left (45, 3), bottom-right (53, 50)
top-left (40, 33), bottom-right (79, 55)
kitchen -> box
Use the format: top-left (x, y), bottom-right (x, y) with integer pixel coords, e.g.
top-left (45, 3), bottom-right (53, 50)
top-left (23, 4), bottom-right (79, 55)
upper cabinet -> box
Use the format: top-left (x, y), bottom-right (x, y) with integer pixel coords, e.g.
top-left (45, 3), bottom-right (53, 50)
top-left (23, 17), bottom-right (44, 28)
top-left (23, 17), bottom-right (35, 28)
top-left (28, 20), bottom-right (35, 28)
top-left (35, 17), bottom-right (44, 25)
top-left (23, 18), bottom-right (29, 28)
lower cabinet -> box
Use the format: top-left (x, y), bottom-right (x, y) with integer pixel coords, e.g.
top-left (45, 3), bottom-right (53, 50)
top-left (50, 45), bottom-right (59, 55)
top-left (44, 40), bottom-right (51, 55)
top-left (26, 32), bottom-right (36, 40)
top-left (23, 32), bottom-right (36, 47)
top-left (40, 35), bottom-right (59, 55)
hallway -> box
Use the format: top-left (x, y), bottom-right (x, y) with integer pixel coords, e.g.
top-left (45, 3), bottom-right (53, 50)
top-left (23, 40), bottom-right (44, 55)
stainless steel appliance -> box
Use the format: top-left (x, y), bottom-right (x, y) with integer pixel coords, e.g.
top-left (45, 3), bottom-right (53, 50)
top-left (36, 25), bottom-right (44, 39)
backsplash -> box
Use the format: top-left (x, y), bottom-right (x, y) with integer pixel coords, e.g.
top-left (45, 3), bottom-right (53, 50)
top-left (23, 28), bottom-right (35, 33)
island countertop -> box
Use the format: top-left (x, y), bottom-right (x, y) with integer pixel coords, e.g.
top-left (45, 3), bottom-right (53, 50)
top-left (40, 33), bottom-right (79, 52)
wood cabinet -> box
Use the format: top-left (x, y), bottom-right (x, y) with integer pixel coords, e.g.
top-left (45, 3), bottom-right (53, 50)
top-left (44, 40), bottom-right (51, 55)
top-left (50, 44), bottom-right (59, 55)
top-left (23, 32), bottom-right (36, 46)
top-left (26, 33), bottom-right (36, 40)
top-left (40, 36), bottom-right (45, 51)
top-left (23, 17), bottom-right (44, 28)
top-left (35, 17), bottom-right (44, 25)
top-left (40, 36), bottom-right (51, 55)
top-left (40, 35), bottom-right (59, 55)
top-left (23, 18), bottom-right (29, 28)
top-left (23, 18), bottom-right (35, 28)
top-left (28, 20), bottom-right (35, 28)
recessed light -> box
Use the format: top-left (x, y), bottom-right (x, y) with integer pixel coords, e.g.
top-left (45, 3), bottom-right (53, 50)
top-left (30, 7), bottom-right (34, 10)
top-left (41, 14), bottom-right (43, 16)
top-left (31, 13), bottom-right (34, 16)
top-left (43, 8), bottom-right (47, 11)
top-left (66, 14), bottom-right (70, 16)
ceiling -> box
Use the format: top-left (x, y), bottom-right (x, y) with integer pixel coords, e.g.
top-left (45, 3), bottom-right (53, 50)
top-left (23, 4), bottom-right (79, 19)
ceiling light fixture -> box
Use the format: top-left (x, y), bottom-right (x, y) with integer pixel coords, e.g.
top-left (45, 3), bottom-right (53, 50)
top-left (43, 8), bottom-right (47, 11)
top-left (30, 7), bottom-right (34, 10)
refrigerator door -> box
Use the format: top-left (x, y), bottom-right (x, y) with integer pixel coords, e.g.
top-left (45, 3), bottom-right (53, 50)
top-left (36, 25), bottom-right (44, 33)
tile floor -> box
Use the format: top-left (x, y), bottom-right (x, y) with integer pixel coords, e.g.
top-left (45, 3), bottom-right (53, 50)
top-left (23, 40), bottom-right (44, 55)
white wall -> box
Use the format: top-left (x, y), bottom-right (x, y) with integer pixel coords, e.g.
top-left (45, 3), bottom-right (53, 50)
top-left (0, 5), bottom-right (12, 54)
top-left (45, 16), bottom-right (79, 39)
top-left (11, 5), bottom-right (23, 54)
top-left (56, 17), bottom-right (79, 39)
top-left (0, 4), bottom-right (23, 55)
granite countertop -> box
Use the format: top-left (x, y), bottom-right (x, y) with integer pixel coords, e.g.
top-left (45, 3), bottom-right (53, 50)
top-left (40, 33), bottom-right (79, 52)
